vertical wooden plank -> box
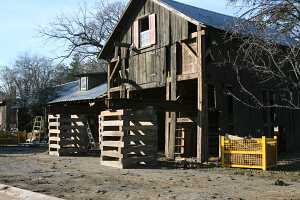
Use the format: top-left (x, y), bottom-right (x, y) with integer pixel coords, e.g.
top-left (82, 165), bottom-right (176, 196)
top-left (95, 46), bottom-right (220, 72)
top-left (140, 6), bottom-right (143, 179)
top-left (136, 54), bottom-right (141, 85)
top-left (182, 19), bottom-right (189, 40)
top-left (165, 79), bottom-right (170, 158)
top-left (163, 8), bottom-right (170, 46)
top-left (149, 14), bottom-right (156, 45)
top-left (133, 20), bottom-right (139, 48)
top-left (146, 51), bottom-right (151, 83)
top-left (168, 43), bottom-right (178, 159)
top-left (153, 1), bottom-right (160, 47)
top-left (161, 47), bottom-right (166, 86)
top-left (197, 26), bottom-right (208, 162)
top-left (177, 16), bottom-right (182, 41)
top-left (171, 13), bottom-right (176, 44)
top-left (107, 62), bottom-right (111, 99)
top-left (120, 47), bottom-right (127, 98)
top-left (143, 53), bottom-right (147, 84)
top-left (127, 24), bottom-right (132, 45)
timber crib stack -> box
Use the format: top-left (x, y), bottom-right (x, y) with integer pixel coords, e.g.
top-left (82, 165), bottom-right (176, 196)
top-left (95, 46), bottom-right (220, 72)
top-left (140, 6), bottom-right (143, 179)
top-left (48, 114), bottom-right (90, 156)
top-left (99, 107), bottom-right (157, 169)
top-left (59, 115), bottom-right (89, 155)
top-left (48, 114), bottom-right (60, 156)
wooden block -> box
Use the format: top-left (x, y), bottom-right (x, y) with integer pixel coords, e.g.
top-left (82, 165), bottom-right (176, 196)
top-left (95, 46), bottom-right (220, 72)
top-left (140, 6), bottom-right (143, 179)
top-left (49, 137), bottom-right (60, 142)
top-left (49, 122), bottom-right (60, 127)
top-left (49, 144), bottom-right (60, 149)
top-left (100, 161), bottom-right (123, 169)
top-left (49, 151), bottom-right (59, 156)
top-left (49, 129), bottom-right (60, 134)
top-left (101, 110), bottom-right (124, 116)
top-left (102, 150), bottom-right (123, 158)
top-left (101, 141), bottom-right (124, 148)
top-left (101, 131), bottom-right (124, 137)
top-left (101, 120), bottom-right (123, 127)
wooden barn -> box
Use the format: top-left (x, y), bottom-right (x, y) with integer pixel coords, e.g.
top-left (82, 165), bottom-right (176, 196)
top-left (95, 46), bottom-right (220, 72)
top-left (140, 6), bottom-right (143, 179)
top-left (47, 72), bottom-right (107, 156)
top-left (97, 0), bottom-right (300, 168)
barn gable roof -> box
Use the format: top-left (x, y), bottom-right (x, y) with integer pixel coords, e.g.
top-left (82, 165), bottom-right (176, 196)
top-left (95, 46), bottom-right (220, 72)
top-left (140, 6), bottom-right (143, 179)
top-left (98, 0), bottom-right (292, 60)
top-left (98, 0), bottom-right (237, 60)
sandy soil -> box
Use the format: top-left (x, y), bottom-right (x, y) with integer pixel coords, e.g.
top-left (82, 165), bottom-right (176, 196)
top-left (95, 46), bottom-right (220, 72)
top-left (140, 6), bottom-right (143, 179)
top-left (0, 146), bottom-right (300, 200)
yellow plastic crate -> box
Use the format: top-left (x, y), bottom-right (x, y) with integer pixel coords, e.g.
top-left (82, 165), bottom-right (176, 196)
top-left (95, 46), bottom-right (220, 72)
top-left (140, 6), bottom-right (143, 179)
top-left (221, 136), bottom-right (277, 170)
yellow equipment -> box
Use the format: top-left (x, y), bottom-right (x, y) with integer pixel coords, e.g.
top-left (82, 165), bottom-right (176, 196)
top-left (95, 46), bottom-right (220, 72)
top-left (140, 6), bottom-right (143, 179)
top-left (221, 135), bottom-right (277, 170)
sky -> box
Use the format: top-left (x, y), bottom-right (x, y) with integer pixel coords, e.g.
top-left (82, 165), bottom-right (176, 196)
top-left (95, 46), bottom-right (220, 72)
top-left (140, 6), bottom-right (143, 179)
top-left (0, 0), bottom-right (238, 67)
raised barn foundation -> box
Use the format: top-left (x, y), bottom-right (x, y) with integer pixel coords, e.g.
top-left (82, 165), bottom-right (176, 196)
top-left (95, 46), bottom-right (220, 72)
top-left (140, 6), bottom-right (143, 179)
top-left (99, 107), bottom-right (157, 169)
top-left (48, 114), bottom-right (90, 156)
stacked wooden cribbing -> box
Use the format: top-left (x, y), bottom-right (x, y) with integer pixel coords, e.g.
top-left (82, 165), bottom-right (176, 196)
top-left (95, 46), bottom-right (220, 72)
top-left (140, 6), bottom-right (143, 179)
top-left (48, 115), bottom-right (60, 156)
top-left (48, 114), bottom-right (90, 156)
top-left (99, 107), bottom-right (157, 169)
top-left (59, 115), bottom-right (89, 156)
top-left (175, 128), bottom-right (185, 157)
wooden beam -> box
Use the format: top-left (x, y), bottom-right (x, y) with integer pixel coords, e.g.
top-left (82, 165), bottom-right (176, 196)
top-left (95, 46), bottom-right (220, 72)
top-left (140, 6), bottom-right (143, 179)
top-left (182, 41), bottom-right (197, 58)
top-left (177, 73), bottom-right (198, 81)
top-left (47, 100), bottom-right (106, 115)
top-left (105, 98), bottom-right (194, 112)
top-left (107, 62), bottom-right (111, 99)
top-left (197, 26), bottom-right (208, 163)
top-left (109, 57), bottom-right (120, 81)
top-left (168, 43), bottom-right (178, 160)
top-left (165, 77), bottom-right (170, 158)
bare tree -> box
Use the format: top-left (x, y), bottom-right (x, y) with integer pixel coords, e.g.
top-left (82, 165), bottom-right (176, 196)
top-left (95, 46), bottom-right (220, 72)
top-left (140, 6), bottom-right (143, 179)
top-left (0, 54), bottom-right (55, 108)
top-left (221, 0), bottom-right (300, 109)
top-left (40, 0), bottom-right (126, 63)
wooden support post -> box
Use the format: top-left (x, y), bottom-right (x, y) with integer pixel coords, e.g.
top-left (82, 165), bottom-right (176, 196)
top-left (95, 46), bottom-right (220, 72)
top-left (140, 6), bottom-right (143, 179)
top-left (165, 77), bottom-right (170, 158)
top-left (107, 62), bottom-right (111, 99)
top-left (169, 43), bottom-right (178, 160)
top-left (165, 43), bottom-right (178, 160)
top-left (196, 26), bottom-right (208, 163)
top-left (120, 47), bottom-right (127, 98)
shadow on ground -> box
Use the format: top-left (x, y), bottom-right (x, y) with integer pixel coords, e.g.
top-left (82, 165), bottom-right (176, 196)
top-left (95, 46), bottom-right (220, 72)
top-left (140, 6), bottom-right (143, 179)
top-left (271, 153), bottom-right (300, 172)
top-left (0, 145), bottom-right (48, 155)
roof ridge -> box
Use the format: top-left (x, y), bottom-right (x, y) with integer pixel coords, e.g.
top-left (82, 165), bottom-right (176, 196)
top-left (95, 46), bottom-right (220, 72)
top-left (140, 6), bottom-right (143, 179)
top-left (53, 80), bottom-right (79, 88)
top-left (160, 0), bottom-right (235, 19)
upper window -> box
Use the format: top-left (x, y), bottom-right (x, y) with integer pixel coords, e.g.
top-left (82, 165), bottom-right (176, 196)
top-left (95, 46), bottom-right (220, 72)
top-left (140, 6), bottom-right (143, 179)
top-left (133, 14), bottom-right (156, 49)
top-left (80, 77), bottom-right (87, 91)
top-left (140, 16), bottom-right (150, 48)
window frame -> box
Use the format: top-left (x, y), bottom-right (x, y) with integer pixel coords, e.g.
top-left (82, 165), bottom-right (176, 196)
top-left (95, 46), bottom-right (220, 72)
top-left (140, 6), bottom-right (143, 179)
top-left (133, 13), bottom-right (156, 49)
top-left (80, 77), bottom-right (88, 91)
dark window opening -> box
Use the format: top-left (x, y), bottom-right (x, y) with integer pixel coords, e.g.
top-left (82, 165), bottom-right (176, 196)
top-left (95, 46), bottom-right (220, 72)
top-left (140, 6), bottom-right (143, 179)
top-left (140, 16), bottom-right (149, 32)
top-left (139, 16), bottom-right (150, 48)
top-left (208, 84), bottom-right (216, 109)
top-left (165, 45), bottom-right (171, 73)
top-left (188, 22), bottom-right (197, 34)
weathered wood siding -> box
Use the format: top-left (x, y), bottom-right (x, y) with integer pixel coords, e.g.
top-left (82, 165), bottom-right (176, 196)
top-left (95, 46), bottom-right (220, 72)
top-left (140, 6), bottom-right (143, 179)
top-left (115, 0), bottom-right (193, 89)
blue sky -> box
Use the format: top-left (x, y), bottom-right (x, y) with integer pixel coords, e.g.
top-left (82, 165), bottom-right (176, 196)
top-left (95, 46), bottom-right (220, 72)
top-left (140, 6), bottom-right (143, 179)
top-left (0, 0), bottom-right (237, 67)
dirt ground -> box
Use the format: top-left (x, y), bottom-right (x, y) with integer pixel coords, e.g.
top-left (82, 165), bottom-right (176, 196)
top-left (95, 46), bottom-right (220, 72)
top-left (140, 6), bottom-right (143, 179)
top-left (0, 146), bottom-right (300, 200)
